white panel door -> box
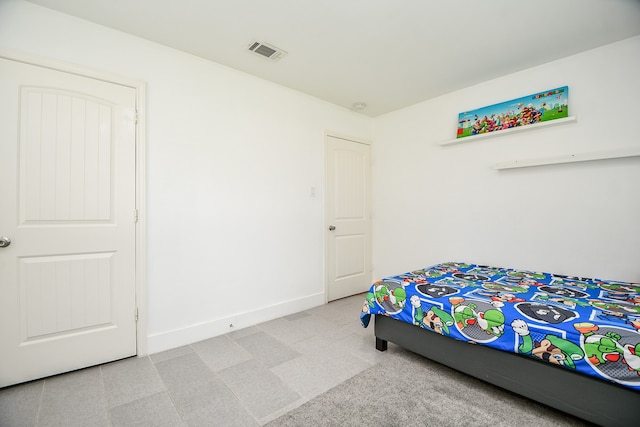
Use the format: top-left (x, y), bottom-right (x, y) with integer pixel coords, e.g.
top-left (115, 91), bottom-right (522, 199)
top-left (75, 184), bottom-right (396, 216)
top-left (326, 135), bottom-right (371, 301)
top-left (0, 57), bottom-right (137, 387)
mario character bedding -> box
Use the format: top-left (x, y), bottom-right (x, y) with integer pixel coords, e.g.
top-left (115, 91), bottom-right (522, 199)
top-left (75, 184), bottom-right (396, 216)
top-left (360, 262), bottom-right (640, 391)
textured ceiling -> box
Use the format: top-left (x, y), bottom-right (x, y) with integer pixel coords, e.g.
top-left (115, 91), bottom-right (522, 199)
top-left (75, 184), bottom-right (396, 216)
top-left (25, 0), bottom-right (640, 116)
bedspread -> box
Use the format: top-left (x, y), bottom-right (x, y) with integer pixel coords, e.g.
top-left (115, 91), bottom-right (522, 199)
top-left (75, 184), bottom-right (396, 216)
top-left (360, 262), bottom-right (640, 390)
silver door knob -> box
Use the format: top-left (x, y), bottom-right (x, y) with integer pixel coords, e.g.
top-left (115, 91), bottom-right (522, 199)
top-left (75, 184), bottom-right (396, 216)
top-left (0, 236), bottom-right (11, 248)
top-left (328, 225), bottom-right (335, 231)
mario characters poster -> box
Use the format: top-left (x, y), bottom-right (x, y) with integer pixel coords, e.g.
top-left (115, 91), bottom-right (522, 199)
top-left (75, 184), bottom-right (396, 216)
top-left (456, 86), bottom-right (569, 139)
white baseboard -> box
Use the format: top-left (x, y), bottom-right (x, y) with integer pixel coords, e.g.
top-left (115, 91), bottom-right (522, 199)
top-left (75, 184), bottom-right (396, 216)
top-left (146, 292), bottom-right (325, 355)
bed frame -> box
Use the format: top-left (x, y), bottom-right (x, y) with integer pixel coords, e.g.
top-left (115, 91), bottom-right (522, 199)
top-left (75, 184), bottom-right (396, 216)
top-left (374, 314), bottom-right (640, 426)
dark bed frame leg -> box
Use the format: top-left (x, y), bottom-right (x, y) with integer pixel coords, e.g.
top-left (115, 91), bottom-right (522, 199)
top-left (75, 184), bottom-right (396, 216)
top-left (376, 337), bottom-right (388, 352)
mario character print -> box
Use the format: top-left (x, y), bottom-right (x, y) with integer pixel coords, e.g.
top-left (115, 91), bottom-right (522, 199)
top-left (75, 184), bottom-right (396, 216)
top-left (511, 319), bottom-right (584, 369)
top-left (415, 283), bottom-right (458, 300)
top-left (410, 295), bottom-right (455, 336)
top-left (574, 322), bottom-right (640, 386)
top-left (450, 297), bottom-right (505, 341)
top-left (371, 280), bottom-right (407, 314)
top-left (515, 302), bottom-right (577, 325)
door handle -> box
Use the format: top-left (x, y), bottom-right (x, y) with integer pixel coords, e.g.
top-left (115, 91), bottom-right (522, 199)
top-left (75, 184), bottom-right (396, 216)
top-left (0, 236), bottom-right (11, 248)
top-left (328, 225), bottom-right (336, 231)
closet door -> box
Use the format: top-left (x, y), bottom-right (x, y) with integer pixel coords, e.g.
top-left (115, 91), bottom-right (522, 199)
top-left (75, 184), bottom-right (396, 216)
top-left (0, 57), bottom-right (137, 387)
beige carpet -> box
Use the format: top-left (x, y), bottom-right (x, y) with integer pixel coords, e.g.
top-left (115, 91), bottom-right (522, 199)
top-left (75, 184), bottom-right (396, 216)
top-left (266, 349), bottom-right (593, 427)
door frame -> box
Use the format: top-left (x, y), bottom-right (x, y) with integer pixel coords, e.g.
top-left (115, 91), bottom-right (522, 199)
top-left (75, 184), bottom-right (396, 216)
top-left (0, 49), bottom-right (148, 356)
top-left (323, 131), bottom-right (372, 303)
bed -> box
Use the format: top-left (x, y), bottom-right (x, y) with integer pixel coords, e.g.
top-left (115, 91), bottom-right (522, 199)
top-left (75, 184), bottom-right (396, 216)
top-left (360, 262), bottom-right (640, 426)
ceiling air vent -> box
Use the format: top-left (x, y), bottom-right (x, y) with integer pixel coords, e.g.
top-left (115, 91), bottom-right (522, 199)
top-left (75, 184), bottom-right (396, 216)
top-left (248, 41), bottom-right (287, 61)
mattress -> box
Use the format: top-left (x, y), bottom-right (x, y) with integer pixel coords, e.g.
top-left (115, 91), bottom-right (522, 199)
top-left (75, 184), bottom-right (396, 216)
top-left (360, 262), bottom-right (640, 391)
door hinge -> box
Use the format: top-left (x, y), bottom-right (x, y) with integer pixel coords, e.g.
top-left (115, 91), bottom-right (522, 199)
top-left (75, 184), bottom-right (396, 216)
top-left (135, 307), bottom-right (139, 322)
top-left (134, 109), bottom-right (139, 124)
top-left (134, 209), bottom-right (139, 223)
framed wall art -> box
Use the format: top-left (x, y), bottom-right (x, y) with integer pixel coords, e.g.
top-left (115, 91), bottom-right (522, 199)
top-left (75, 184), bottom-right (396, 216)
top-left (456, 86), bottom-right (569, 140)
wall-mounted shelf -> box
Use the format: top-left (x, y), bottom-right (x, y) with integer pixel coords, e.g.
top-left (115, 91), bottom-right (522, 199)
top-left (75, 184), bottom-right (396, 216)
top-left (494, 147), bottom-right (640, 170)
top-left (440, 116), bottom-right (578, 146)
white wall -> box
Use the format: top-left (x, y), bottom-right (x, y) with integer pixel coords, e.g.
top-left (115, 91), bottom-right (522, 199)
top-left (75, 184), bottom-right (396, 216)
top-left (372, 36), bottom-right (640, 283)
top-left (0, 0), bottom-right (373, 353)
